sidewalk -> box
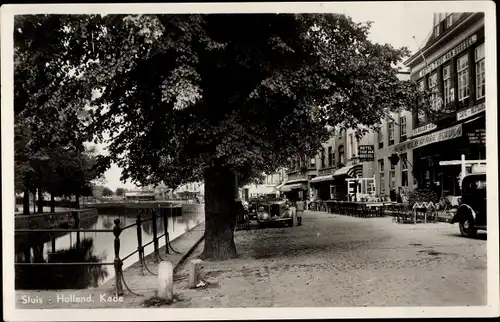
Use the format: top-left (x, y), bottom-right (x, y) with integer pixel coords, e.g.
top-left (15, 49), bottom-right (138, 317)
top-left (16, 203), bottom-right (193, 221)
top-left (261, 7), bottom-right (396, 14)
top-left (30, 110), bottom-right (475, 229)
top-left (162, 211), bottom-right (485, 308)
top-left (15, 221), bottom-right (205, 309)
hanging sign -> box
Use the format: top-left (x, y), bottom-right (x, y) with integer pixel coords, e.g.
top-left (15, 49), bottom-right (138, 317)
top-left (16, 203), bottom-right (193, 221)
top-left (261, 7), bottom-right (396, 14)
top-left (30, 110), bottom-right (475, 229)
top-left (358, 145), bottom-right (375, 162)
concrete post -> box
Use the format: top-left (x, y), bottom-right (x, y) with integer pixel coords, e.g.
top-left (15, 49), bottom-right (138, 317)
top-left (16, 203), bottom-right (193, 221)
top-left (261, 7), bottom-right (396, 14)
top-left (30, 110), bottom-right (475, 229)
top-left (157, 261), bottom-right (173, 301)
top-left (189, 259), bottom-right (203, 288)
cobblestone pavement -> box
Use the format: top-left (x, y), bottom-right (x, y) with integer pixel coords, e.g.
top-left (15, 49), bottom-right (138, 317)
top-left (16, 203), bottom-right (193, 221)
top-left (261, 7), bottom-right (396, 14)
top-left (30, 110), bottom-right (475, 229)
top-left (15, 222), bottom-right (205, 309)
top-left (168, 211), bottom-right (487, 308)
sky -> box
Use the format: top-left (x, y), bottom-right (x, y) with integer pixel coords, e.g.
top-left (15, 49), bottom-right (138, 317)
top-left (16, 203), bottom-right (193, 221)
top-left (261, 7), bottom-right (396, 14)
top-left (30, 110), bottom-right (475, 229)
top-left (95, 10), bottom-right (434, 192)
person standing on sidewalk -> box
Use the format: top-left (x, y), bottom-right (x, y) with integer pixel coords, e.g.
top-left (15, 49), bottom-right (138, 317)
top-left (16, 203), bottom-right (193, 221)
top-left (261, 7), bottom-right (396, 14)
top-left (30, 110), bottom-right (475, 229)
top-left (296, 198), bottom-right (304, 226)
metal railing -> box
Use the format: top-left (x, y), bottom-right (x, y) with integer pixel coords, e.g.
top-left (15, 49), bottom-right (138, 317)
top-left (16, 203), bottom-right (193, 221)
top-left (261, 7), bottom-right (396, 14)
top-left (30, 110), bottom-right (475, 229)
top-left (14, 208), bottom-right (184, 297)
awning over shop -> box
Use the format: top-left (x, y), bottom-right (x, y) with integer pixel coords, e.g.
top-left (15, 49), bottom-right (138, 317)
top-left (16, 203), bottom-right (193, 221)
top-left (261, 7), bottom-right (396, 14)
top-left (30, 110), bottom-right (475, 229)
top-left (280, 183), bottom-right (307, 192)
top-left (332, 164), bottom-right (363, 178)
top-left (310, 175), bottom-right (335, 184)
top-left (392, 123), bottom-right (463, 154)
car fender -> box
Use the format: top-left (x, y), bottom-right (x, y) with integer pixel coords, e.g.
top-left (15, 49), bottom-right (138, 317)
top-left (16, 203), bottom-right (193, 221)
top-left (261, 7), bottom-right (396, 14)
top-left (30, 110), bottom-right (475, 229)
top-left (451, 204), bottom-right (476, 224)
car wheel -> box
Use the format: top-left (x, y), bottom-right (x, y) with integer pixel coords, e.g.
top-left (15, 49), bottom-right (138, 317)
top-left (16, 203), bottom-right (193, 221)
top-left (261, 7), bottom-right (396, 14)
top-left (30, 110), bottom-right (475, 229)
top-left (459, 216), bottom-right (477, 238)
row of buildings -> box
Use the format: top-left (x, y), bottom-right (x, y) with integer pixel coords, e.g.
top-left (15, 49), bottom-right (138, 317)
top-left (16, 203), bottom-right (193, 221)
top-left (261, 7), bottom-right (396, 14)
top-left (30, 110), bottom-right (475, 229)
top-left (242, 12), bottom-right (487, 203)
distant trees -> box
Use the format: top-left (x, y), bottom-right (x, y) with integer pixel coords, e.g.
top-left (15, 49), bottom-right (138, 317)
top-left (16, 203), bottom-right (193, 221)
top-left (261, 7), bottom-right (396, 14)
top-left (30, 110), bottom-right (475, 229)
top-left (115, 188), bottom-right (127, 197)
top-left (101, 187), bottom-right (114, 197)
top-left (14, 16), bottom-right (108, 214)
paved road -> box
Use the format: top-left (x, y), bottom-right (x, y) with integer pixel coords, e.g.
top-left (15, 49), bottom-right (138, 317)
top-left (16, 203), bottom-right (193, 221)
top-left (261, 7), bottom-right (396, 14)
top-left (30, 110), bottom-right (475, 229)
top-left (172, 211), bottom-right (487, 307)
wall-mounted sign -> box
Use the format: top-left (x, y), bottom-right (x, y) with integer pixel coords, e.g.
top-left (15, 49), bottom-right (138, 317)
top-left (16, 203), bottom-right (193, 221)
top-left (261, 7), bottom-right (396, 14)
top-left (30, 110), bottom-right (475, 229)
top-left (418, 34), bottom-right (478, 78)
top-left (392, 123), bottom-right (463, 154)
top-left (318, 167), bottom-right (336, 176)
top-left (358, 145), bottom-right (375, 162)
top-left (457, 102), bottom-right (485, 121)
top-left (412, 123), bottom-right (437, 137)
top-left (468, 128), bottom-right (486, 144)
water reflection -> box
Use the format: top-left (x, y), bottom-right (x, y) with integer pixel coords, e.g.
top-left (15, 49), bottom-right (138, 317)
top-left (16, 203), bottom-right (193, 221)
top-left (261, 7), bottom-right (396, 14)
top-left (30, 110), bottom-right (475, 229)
top-left (15, 204), bottom-right (205, 290)
top-left (15, 238), bottom-right (108, 290)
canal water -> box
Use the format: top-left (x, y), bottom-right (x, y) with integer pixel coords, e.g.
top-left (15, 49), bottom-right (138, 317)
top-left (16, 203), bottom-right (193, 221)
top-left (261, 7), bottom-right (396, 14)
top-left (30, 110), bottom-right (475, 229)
top-left (15, 204), bottom-right (205, 290)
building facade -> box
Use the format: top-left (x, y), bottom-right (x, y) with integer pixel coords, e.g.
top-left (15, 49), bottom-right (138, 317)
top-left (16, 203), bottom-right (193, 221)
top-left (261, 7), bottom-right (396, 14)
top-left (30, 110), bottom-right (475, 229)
top-left (241, 169), bottom-right (288, 201)
top-left (282, 126), bottom-right (376, 202)
top-left (374, 72), bottom-right (415, 197)
top-left (376, 12), bottom-right (486, 199)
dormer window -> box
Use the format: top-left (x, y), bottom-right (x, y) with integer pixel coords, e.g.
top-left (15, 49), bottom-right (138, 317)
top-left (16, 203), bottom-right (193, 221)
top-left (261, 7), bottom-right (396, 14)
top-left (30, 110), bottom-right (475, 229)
top-left (434, 25), bottom-right (440, 38)
top-left (446, 13), bottom-right (453, 28)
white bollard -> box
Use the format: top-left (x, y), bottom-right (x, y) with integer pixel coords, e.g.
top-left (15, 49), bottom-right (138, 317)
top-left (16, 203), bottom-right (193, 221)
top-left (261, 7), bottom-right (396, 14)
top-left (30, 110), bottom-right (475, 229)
top-left (189, 259), bottom-right (203, 288)
top-left (157, 261), bottom-right (173, 301)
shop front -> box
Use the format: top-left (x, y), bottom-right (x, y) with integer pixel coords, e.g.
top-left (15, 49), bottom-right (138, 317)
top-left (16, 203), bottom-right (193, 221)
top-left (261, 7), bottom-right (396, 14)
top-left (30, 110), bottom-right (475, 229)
top-left (392, 114), bottom-right (485, 198)
top-left (279, 179), bottom-right (308, 202)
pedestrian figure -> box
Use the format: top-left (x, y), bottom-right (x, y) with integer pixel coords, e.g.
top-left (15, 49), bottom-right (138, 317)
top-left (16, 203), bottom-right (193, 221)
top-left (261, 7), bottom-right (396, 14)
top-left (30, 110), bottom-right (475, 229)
top-left (296, 198), bottom-right (304, 226)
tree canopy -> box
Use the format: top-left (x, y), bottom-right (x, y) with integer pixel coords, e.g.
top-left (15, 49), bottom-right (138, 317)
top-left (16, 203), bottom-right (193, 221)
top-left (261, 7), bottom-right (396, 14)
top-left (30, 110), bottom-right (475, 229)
top-left (14, 13), bottom-right (424, 258)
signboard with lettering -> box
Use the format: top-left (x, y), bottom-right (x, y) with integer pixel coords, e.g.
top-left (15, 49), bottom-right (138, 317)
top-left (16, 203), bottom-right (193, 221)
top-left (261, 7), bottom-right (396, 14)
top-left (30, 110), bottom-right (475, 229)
top-left (412, 123), bottom-right (437, 137)
top-left (418, 34), bottom-right (477, 78)
top-left (318, 167), bottom-right (336, 176)
top-left (468, 128), bottom-right (486, 144)
top-left (457, 103), bottom-right (485, 121)
top-left (358, 145), bottom-right (374, 162)
top-left (392, 124), bottom-right (463, 154)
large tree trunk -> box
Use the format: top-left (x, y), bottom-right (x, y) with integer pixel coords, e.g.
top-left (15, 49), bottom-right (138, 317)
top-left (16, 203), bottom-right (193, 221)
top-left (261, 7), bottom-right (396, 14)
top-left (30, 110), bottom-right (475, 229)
top-left (23, 189), bottom-right (30, 215)
top-left (37, 187), bottom-right (43, 213)
top-left (50, 193), bottom-right (55, 213)
top-left (200, 166), bottom-right (238, 260)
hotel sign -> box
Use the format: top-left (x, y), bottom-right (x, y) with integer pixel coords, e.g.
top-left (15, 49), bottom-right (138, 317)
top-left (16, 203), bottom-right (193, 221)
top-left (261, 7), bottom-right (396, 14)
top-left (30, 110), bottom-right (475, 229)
top-left (392, 124), bottom-right (463, 154)
top-left (457, 103), bottom-right (485, 121)
top-left (358, 145), bottom-right (375, 162)
top-left (418, 34), bottom-right (477, 78)
top-left (412, 123), bottom-right (437, 137)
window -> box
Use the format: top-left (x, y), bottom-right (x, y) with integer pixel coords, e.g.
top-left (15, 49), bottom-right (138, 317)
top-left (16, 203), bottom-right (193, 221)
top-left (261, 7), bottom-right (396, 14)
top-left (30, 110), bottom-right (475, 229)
top-left (338, 145), bottom-right (344, 164)
top-left (428, 72), bottom-right (439, 111)
top-left (379, 159), bottom-right (385, 194)
top-left (443, 65), bottom-right (454, 105)
top-left (446, 13), bottom-right (453, 28)
top-left (349, 133), bottom-right (355, 158)
top-left (320, 148), bottom-right (325, 168)
top-left (389, 162), bottom-right (396, 188)
top-left (290, 159), bottom-right (295, 170)
top-left (328, 146), bottom-right (333, 167)
top-left (310, 157), bottom-right (316, 167)
top-left (457, 54), bottom-right (469, 102)
top-left (434, 25), bottom-right (440, 38)
top-left (401, 153), bottom-right (408, 186)
top-left (378, 126), bottom-right (384, 149)
top-left (475, 43), bottom-right (485, 99)
top-left (388, 121), bottom-right (395, 145)
top-left (400, 116), bottom-right (407, 142)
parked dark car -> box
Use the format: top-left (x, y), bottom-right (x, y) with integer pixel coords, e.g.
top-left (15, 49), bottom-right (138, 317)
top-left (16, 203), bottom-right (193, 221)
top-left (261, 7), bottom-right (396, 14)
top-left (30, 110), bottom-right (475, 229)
top-left (450, 173), bottom-right (486, 237)
top-left (256, 201), bottom-right (293, 228)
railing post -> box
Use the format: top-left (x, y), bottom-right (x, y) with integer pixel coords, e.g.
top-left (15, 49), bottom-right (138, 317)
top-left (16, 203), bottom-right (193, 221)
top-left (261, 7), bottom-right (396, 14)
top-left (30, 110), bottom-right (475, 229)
top-left (163, 208), bottom-right (170, 255)
top-left (136, 213), bottom-right (145, 275)
top-left (113, 219), bottom-right (124, 296)
top-left (152, 209), bottom-right (160, 262)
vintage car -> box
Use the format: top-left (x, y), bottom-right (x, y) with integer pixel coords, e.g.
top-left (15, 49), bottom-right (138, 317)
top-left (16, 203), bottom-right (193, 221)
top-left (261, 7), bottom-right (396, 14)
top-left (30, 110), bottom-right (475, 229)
top-left (450, 173), bottom-right (486, 237)
top-left (256, 201), bottom-right (294, 228)
top-left (247, 201), bottom-right (259, 220)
